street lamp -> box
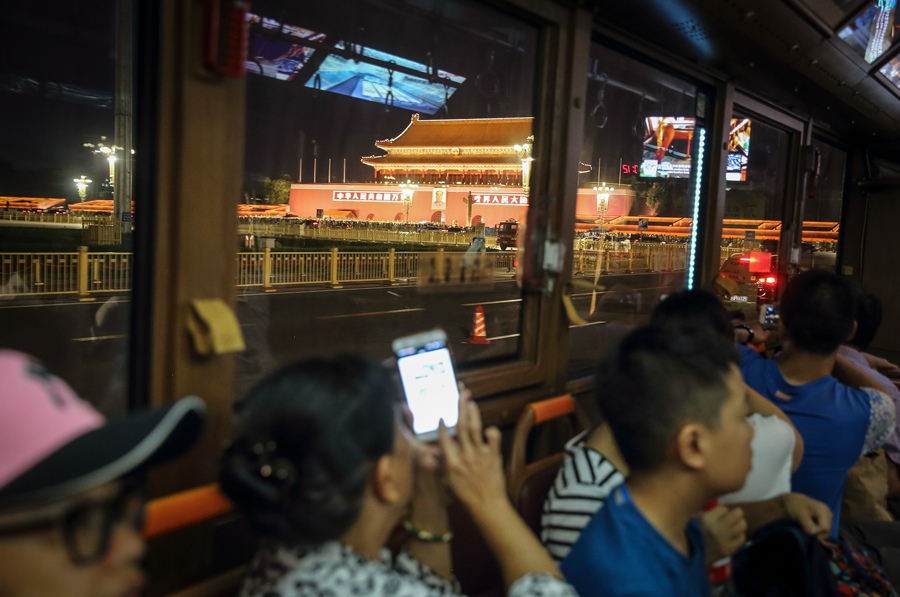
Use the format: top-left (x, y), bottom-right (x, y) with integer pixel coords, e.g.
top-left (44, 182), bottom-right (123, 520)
top-left (74, 176), bottom-right (92, 202)
top-left (84, 136), bottom-right (123, 192)
top-left (399, 179), bottom-right (418, 224)
top-left (514, 135), bottom-right (534, 193)
top-left (593, 183), bottom-right (614, 229)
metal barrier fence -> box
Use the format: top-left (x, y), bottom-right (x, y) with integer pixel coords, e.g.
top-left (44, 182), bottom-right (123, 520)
top-left (573, 243), bottom-right (688, 275)
top-left (238, 220), bottom-right (500, 248)
top-left (0, 249), bottom-right (134, 298)
top-left (2, 245), bottom-right (696, 299)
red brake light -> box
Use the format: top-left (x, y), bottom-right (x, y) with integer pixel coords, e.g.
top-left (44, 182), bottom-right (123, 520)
top-left (764, 276), bottom-right (776, 284)
top-left (739, 257), bottom-right (751, 263)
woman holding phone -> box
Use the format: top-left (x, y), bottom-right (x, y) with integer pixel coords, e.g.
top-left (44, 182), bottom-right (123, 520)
top-left (220, 355), bottom-right (575, 597)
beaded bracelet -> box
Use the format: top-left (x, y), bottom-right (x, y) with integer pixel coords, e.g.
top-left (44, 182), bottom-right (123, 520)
top-left (402, 520), bottom-right (454, 543)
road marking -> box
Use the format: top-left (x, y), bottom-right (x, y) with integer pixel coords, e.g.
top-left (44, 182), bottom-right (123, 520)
top-left (387, 291), bottom-right (402, 297)
top-left (317, 307), bottom-right (425, 320)
top-left (570, 320), bottom-right (607, 328)
top-left (485, 320), bottom-right (606, 342)
top-left (72, 334), bottom-right (127, 342)
top-left (461, 298), bottom-right (522, 307)
top-left (487, 333), bottom-right (520, 341)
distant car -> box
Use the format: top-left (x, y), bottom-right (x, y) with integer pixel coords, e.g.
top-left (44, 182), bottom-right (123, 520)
top-left (497, 220), bottom-right (519, 250)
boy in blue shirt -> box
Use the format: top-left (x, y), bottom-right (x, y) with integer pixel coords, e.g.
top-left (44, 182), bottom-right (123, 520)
top-left (740, 270), bottom-right (895, 536)
top-left (561, 326), bottom-right (754, 597)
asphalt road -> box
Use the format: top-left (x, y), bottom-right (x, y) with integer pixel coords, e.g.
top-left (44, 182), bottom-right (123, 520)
top-left (0, 271), bottom-right (685, 409)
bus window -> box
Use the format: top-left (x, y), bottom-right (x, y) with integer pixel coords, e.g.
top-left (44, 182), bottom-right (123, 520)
top-left (0, 2), bottom-right (134, 417)
top-left (567, 40), bottom-right (702, 378)
top-left (235, 0), bottom-right (546, 395)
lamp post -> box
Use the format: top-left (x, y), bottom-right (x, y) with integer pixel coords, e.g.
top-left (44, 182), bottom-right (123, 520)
top-left (400, 179), bottom-right (418, 224)
top-left (74, 176), bottom-right (92, 202)
top-left (74, 176), bottom-right (91, 239)
top-left (84, 137), bottom-right (122, 193)
top-left (593, 183), bottom-right (614, 231)
top-left (514, 135), bottom-right (534, 193)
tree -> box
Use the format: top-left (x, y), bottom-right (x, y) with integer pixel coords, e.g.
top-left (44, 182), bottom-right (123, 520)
top-left (263, 174), bottom-right (292, 204)
top-left (639, 179), bottom-right (689, 217)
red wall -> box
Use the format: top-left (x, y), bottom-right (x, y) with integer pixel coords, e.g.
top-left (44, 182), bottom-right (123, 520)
top-left (288, 184), bottom-right (645, 226)
top-left (289, 184), bottom-right (528, 226)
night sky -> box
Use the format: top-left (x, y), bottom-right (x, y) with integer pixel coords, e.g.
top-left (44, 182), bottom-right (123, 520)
top-left (1, 0), bottom-right (540, 201)
top-left (0, 1), bottom-right (116, 199)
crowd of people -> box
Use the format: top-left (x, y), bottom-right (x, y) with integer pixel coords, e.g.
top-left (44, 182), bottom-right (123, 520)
top-left (1, 269), bottom-right (899, 596)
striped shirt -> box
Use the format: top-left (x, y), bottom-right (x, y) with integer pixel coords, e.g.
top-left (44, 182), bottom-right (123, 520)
top-left (540, 429), bottom-right (626, 562)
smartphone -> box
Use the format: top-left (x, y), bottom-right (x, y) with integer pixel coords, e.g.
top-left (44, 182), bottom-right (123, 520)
top-left (759, 304), bottom-right (781, 325)
top-left (392, 329), bottom-right (461, 441)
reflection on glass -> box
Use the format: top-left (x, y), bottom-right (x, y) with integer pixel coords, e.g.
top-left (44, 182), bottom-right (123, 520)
top-left (838, 0), bottom-right (898, 63)
top-left (797, 141), bottom-right (844, 273)
top-left (879, 55), bottom-right (900, 88)
top-left (0, 1), bottom-right (132, 416)
top-left (237, 0), bottom-right (538, 388)
top-left (567, 43), bottom-right (700, 377)
top-left (718, 115), bottom-right (790, 309)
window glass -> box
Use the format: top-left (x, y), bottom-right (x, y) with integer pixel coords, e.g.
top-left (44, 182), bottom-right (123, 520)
top-left (717, 113), bottom-right (791, 309)
top-left (0, 1), bottom-right (132, 416)
top-left (237, 0), bottom-right (539, 391)
top-left (838, 0), bottom-right (899, 63)
top-left (568, 41), bottom-right (700, 376)
top-left (799, 140), bottom-right (844, 272)
top-left (879, 54), bottom-right (900, 89)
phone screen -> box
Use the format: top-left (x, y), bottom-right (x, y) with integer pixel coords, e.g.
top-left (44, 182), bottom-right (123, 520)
top-left (395, 333), bottom-right (460, 440)
top-left (760, 304), bottom-right (780, 325)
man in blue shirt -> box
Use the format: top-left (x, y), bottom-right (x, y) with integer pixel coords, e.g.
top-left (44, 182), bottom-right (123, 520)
top-left (740, 270), bottom-right (895, 536)
top-left (562, 326), bottom-right (754, 596)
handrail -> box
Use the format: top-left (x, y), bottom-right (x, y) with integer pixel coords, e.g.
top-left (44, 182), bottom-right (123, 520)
top-left (143, 483), bottom-right (234, 540)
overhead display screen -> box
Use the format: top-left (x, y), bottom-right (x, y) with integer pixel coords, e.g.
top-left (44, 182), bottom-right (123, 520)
top-left (838, 0), bottom-right (898, 63)
top-left (245, 14), bottom-right (466, 114)
top-left (304, 43), bottom-right (466, 114)
top-left (640, 116), bottom-right (694, 179)
top-left (640, 117), bottom-right (752, 181)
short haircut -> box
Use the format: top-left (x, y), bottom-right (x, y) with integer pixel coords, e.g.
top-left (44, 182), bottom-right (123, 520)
top-left (781, 270), bottom-right (855, 355)
top-left (651, 289), bottom-right (733, 343)
top-left (849, 284), bottom-right (883, 351)
top-left (595, 325), bottom-right (738, 474)
top-left (220, 355), bottom-right (402, 545)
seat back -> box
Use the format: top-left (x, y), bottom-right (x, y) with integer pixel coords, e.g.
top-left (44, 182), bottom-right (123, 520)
top-left (506, 394), bottom-right (587, 536)
top-left (143, 483), bottom-right (234, 540)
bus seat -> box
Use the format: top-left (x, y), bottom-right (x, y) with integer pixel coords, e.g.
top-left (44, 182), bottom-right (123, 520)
top-left (507, 394), bottom-right (588, 535)
top-left (143, 483), bottom-right (234, 540)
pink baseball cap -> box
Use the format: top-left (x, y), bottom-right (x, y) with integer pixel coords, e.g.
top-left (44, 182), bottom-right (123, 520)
top-left (0, 350), bottom-right (205, 508)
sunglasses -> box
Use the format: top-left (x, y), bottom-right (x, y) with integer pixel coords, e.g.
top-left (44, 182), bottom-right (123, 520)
top-left (0, 479), bottom-right (145, 565)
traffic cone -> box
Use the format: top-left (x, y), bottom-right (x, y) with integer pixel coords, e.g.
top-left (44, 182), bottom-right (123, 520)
top-left (466, 305), bottom-right (491, 345)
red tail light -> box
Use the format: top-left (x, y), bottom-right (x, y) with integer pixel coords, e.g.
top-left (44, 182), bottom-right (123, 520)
top-left (764, 276), bottom-right (776, 285)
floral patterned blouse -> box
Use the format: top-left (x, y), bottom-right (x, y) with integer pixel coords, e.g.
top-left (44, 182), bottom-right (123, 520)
top-left (238, 540), bottom-right (578, 597)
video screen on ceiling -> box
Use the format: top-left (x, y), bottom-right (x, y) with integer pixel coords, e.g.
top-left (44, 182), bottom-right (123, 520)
top-left (305, 43), bottom-right (466, 115)
top-left (245, 16), bottom-right (323, 81)
top-left (639, 117), bottom-right (751, 181)
top-left (726, 118), bottom-right (751, 182)
top-left (243, 14), bottom-right (466, 115)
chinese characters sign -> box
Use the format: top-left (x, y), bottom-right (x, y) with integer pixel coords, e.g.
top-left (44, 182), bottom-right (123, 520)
top-left (333, 191), bottom-right (403, 202)
top-left (470, 194), bottom-right (528, 205)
